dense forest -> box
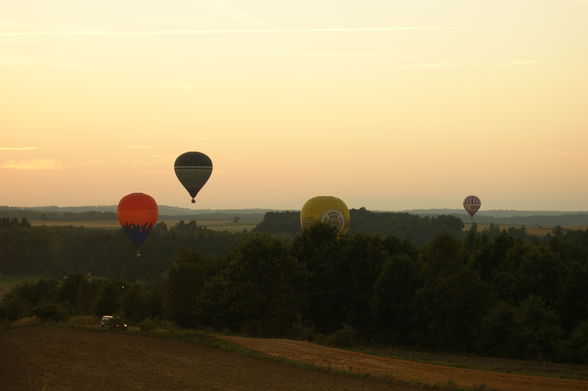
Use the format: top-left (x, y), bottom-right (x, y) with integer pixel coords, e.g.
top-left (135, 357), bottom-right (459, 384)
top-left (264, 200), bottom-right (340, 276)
top-left (0, 211), bottom-right (466, 278)
top-left (2, 214), bottom-right (588, 363)
top-left (256, 209), bottom-right (465, 246)
top-left (0, 218), bottom-right (248, 280)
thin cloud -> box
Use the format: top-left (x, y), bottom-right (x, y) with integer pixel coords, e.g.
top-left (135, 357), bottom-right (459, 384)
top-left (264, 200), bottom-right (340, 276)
top-left (0, 146), bottom-right (39, 151)
top-left (0, 26), bottom-right (451, 38)
top-left (128, 145), bottom-right (157, 150)
top-left (1, 159), bottom-right (63, 170)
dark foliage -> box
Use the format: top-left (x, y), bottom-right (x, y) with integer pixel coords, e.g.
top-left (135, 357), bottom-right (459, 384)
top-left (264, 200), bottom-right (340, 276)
top-left (0, 221), bottom-right (248, 280)
top-left (254, 209), bottom-right (464, 246)
top-left (3, 217), bottom-right (588, 364)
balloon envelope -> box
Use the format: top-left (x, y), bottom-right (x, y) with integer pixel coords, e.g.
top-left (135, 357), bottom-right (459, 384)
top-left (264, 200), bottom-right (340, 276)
top-left (117, 193), bottom-right (158, 251)
top-left (463, 195), bottom-right (481, 218)
top-left (300, 196), bottom-right (350, 234)
top-left (174, 152), bottom-right (212, 203)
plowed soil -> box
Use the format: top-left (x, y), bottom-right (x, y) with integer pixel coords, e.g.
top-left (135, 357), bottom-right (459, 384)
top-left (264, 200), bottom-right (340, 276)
top-left (0, 327), bottom-right (421, 391)
top-left (4, 327), bottom-right (588, 391)
top-left (221, 335), bottom-right (588, 391)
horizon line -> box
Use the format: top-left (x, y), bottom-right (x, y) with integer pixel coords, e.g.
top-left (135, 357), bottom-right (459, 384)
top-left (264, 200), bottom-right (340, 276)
top-left (1, 205), bottom-right (587, 214)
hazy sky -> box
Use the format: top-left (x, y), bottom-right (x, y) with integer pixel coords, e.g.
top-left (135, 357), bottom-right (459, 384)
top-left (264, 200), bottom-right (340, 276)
top-left (1, 0), bottom-right (587, 211)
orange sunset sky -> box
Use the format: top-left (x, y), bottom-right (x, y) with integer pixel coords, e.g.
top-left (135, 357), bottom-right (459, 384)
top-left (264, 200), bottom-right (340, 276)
top-left (1, 1), bottom-right (587, 211)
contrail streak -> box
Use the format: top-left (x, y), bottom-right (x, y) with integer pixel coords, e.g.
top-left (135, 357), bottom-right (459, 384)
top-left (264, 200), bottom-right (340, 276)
top-left (0, 147), bottom-right (38, 150)
top-left (0, 26), bottom-right (450, 37)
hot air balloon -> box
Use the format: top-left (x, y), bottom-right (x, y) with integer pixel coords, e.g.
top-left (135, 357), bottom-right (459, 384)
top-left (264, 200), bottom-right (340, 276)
top-left (463, 195), bottom-right (481, 219)
top-left (300, 196), bottom-right (350, 234)
top-left (117, 192), bottom-right (158, 257)
top-left (174, 152), bottom-right (212, 203)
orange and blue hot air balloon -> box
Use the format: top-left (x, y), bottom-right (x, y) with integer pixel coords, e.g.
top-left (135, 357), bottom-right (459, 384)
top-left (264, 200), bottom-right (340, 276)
top-left (117, 192), bottom-right (158, 256)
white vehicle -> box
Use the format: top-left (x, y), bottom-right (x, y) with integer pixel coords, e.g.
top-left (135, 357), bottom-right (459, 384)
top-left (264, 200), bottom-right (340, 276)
top-left (100, 315), bottom-right (128, 331)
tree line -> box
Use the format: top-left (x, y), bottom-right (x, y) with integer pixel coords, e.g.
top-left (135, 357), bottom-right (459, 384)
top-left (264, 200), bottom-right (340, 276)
top-left (0, 218), bottom-right (248, 280)
top-left (2, 220), bottom-right (588, 363)
top-left (0, 210), bottom-right (469, 279)
top-left (0, 207), bottom-right (117, 221)
top-left (254, 208), bottom-right (466, 246)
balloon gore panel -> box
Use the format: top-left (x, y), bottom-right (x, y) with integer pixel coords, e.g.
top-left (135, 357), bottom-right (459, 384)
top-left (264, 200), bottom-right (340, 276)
top-left (117, 193), bottom-right (158, 247)
top-left (174, 152), bottom-right (213, 201)
top-left (300, 196), bottom-right (350, 234)
top-left (463, 195), bottom-right (481, 218)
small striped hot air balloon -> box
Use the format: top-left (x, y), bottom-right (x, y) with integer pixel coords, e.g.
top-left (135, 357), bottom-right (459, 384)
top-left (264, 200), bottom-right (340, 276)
top-left (463, 195), bottom-right (481, 220)
top-left (174, 152), bottom-right (213, 203)
top-left (117, 193), bottom-right (158, 257)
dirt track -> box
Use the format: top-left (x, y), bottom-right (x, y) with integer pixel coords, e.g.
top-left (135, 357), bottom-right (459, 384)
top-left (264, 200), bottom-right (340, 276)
top-left (0, 327), bottom-right (420, 391)
top-left (221, 336), bottom-right (588, 391)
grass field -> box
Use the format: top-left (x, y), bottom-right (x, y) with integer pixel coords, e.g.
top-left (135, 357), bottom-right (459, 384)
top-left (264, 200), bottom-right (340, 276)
top-left (163, 220), bottom-right (257, 232)
top-left (463, 223), bottom-right (588, 236)
top-left (30, 220), bottom-right (587, 236)
top-left (29, 219), bottom-right (258, 232)
top-left (357, 345), bottom-right (588, 381)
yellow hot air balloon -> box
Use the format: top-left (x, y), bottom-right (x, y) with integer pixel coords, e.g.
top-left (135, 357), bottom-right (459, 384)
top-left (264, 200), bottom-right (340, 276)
top-left (300, 196), bottom-right (350, 234)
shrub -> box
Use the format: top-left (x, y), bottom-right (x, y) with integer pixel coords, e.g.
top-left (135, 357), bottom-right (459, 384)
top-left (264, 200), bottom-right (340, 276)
top-left (326, 324), bottom-right (357, 348)
top-left (569, 320), bottom-right (588, 363)
top-left (138, 318), bottom-right (157, 333)
top-left (30, 302), bottom-right (67, 322)
top-left (291, 322), bottom-right (315, 341)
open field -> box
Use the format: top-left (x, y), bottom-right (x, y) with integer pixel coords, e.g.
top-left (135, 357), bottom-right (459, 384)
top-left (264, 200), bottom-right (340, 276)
top-left (162, 220), bottom-right (257, 232)
top-left (29, 220), bottom-right (588, 235)
top-left (29, 220), bottom-right (120, 229)
top-left (0, 326), bottom-right (423, 391)
top-left (463, 223), bottom-right (588, 236)
top-left (357, 345), bottom-right (588, 381)
top-left (222, 335), bottom-right (588, 391)
top-left (29, 219), bottom-right (258, 232)
top-left (3, 325), bottom-right (588, 391)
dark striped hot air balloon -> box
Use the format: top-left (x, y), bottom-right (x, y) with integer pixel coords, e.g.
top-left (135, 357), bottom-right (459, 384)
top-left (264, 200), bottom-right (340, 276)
top-left (117, 192), bottom-right (158, 257)
top-left (174, 152), bottom-right (213, 203)
top-left (463, 195), bottom-right (481, 219)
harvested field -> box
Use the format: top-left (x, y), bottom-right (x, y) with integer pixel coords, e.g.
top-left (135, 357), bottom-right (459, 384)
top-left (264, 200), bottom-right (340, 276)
top-left (163, 219), bottom-right (257, 232)
top-left (221, 335), bottom-right (588, 391)
top-left (4, 326), bottom-right (588, 391)
top-left (0, 327), bottom-right (422, 391)
top-left (29, 219), bottom-right (257, 232)
top-left (463, 224), bottom-right (588, 236)
top-left (29, 220), bottom-right (120, 229)
top-left (463, 223), bottom-right (554, 236)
